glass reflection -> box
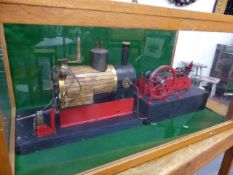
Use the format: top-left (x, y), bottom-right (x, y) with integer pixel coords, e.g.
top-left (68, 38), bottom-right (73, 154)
top-left (0, 42), bottom-right (11, 147)
top-left (4, 24), bottom-right (176, 109)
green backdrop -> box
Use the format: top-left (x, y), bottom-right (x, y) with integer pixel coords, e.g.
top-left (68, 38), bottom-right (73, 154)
top-left (4, 24), bottom-right (176, 109)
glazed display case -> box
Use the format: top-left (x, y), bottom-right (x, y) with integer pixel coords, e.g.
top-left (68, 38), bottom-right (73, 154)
top-left (0, 1), bottom-right (233, 175)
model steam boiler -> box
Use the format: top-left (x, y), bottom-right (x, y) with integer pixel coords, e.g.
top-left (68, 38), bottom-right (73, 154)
top-left (54, 42), bottom-right (136, 108)
top-left (36, 42), bottom-right (137, 137)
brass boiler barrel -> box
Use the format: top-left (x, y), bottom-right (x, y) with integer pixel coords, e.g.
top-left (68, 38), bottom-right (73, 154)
top-left (59, 65), bottom-right (117, 108)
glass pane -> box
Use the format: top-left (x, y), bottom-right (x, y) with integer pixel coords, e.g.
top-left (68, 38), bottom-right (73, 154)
top-left (173, 31), bottom-right (233, 114)
top-left (16, 109), bottom-right (226, 175)
top-left (0, 40), bottom-right (11, 148)
top-left (4, 24), bottom-right (230, 175)
top-left (4, 24), bottom-right (176, 110)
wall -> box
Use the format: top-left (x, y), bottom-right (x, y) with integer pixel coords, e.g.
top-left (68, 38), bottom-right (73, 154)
top-left (115, 0), bottom-right (233, 77)
top-left (114, 0), bottom-right (217, 13)
top-left (173, 31), bottom-right (233, 76)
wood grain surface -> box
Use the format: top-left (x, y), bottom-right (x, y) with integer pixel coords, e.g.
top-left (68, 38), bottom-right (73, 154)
top-left (0, 117), bottom-right (12, 175)
top-left (78, 121), bottom-right (233, 175)
top-left (0, 24), bottom-right (15, 175)
top-left (1, 0), bottom-right (233, 32)
top-left (118, 127), bottom-right (233, 175)
top-left (219, 146), bottom-right (233, 175)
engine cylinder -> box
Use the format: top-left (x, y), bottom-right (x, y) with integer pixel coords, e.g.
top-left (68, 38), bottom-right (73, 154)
top-left (58, 65), bottom-right (117, 108)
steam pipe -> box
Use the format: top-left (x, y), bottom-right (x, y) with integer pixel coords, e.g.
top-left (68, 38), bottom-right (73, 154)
top-left (121, 41), bottom-right (130, 65)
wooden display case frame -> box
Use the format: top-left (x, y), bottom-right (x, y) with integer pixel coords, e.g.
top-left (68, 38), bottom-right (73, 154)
top-left (0, 1), bottom-right (233, 174)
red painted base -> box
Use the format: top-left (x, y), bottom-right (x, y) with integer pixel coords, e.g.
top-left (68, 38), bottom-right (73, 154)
top-left (60, 98), bottom-right (134, 128)
top-left (37, 125), bottom-right (56, 137)
top-left (36, 108), bottom-right (56, 137)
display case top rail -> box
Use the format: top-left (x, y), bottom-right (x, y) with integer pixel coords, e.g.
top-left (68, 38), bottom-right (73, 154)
top-left (0, 0), bottom-right (233, 23)
top-left (1, 0), bottom-right (233, 32)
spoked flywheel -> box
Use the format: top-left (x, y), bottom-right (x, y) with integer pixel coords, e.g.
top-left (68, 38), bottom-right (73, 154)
top-left (149, 65), bottom-right (176, 99)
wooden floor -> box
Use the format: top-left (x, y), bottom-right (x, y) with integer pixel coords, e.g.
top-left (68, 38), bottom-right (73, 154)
top-left (118, 127), bottom-right (233, 175)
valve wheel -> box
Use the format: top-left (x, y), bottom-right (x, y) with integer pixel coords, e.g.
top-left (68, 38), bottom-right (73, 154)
top-left (149, 65), bottom-right (176, 99)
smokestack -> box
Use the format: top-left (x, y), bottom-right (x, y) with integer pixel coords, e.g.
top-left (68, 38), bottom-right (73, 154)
top-left (121, 41), bottom-right (130, 65)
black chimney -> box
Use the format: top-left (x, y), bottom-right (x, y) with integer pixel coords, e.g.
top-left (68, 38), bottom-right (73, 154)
top-left (121, 41), bottom-right (130, 65)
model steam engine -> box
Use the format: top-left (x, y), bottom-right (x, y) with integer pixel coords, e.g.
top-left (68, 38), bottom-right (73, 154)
top-left (35, 41), bottom-right (196, 137)
top-left (36, 42), bottom-right (137, 137)
top-left (16, 40), bottom-right (209, 154)
top-left (53, 42), bottom-right (136, 109)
